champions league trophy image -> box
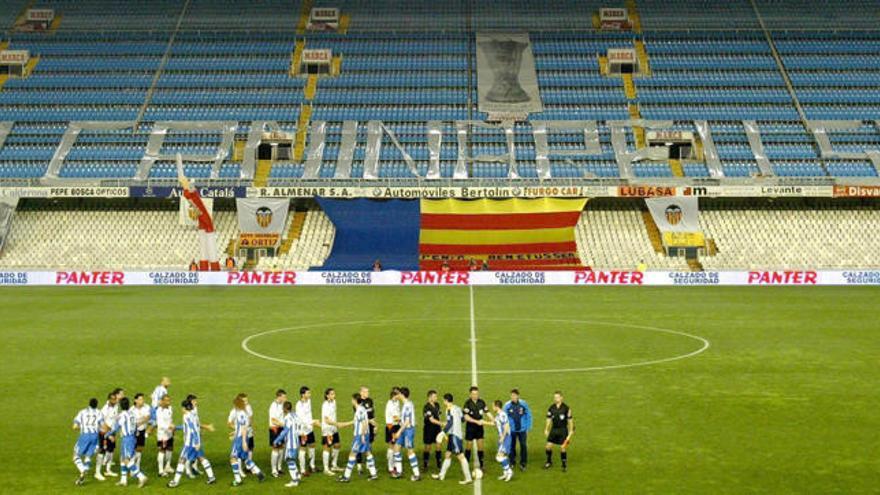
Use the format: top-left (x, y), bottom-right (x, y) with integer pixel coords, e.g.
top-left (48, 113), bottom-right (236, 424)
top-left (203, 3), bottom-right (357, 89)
top-left (479, 38), bottom-right (531, 103)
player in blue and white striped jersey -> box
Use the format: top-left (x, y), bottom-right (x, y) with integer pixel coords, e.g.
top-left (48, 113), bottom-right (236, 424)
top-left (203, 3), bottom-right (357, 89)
top-left (72, 398), bottom-right (103, 485)
top-left (229, 395), bottom-right (266, 486)
top-left (391, 387), bottom-right (421, 481)
top-left (484, 400), bottom-right (514, 482)
top-left (431, 393), bottom-right (473, 485)
top-left (167, 399), bottom-right (216, 488)
top-left (108, 397), bottom-right (149, 487)
top-left (272, 400), bottom-right (310, 487)
top-left (336, 393), bottom-right (379, 483)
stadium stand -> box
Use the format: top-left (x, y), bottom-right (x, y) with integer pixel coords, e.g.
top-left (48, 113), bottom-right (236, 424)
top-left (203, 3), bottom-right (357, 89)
top-left (0, 0), bottom-right (878, 180)
top-left (0, 199), bottom-right (334, 271)
top-left (700, 199), bottom-right (880, 270)
top-left (0, 200), bottom-right (236, 270)
top-left (1, 198), bottom-right (878, 271)
top-left (0, 1), bottom-right (879, 274)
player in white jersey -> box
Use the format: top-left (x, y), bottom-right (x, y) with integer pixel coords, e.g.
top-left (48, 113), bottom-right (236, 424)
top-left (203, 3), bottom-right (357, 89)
top-left (150, 377), bottom-right (170, 419)
top-left (226, 392), bottom-right (255, 478)
top-left (336, 393), bottom-right (379, 483)
top-left (484, 400), bottom-right (514, 482)
top-left (131, 393), bottom-right (150, 471)
top-left (108, 398), bottom-right (149, 487)
top-left (95, 389), bottom-right (122, 479)
top-left (72, 398), bottom-right (103, 485)
top-left (272, 400), bottom-right (309, 487)
top-left (431, 393), bottom-right (473, 485)
top-left (229, 395), bottom-right (266, 486)
top-left (391, 387), bottom-right (422, 481)
top-left (167, 399), bottom-right (216, 488)
top-left (296, 386), bottom-right (317, 474)
top-left (384, 386), bottom-right (402, 474)
top-left (154, 394), bottom-right (175, 476)
top-left (320, 388), bottom-right (342, 475)
top-left (268, 389), bottom-right (287, 477)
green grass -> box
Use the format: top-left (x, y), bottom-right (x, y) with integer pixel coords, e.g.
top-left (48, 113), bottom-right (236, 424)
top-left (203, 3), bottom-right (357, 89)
top-left (1, 286), bottom-right (879, 494)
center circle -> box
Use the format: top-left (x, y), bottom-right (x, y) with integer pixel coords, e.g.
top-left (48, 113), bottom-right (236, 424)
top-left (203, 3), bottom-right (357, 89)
top-left (241, 318), bottom-right (710, 374)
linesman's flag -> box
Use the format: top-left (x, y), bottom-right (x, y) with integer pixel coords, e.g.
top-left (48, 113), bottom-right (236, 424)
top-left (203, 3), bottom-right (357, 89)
top-left (419, 198), bottom-right (587, 271)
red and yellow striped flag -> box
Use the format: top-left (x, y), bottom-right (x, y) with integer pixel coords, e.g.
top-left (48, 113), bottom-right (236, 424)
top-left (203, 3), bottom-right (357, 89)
top-left (419, 198), bottom-right (587, 271)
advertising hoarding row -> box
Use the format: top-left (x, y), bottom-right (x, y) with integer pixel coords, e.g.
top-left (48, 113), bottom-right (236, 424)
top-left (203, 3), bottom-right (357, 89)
top-left (2, 184), bottom-right (879, 200)
top-left (2, 270), bottom-right (877, 286)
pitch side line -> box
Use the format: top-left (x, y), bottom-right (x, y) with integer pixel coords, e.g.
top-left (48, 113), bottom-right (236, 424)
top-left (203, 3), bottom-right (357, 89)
top-left (469, 286), bottom-right (482, 495)
top-left (240, 318), bottom-right (710, 374)
top-left (469, 286), bottom-right (479, 387)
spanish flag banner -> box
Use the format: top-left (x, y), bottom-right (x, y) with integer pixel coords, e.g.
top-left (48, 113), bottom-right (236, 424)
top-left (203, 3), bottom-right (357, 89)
top-left (419, 198), bottom-right (588, 271)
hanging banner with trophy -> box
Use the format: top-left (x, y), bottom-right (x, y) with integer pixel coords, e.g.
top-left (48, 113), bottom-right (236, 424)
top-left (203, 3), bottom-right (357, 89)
top-left (179, 196), bottom-right (213, 227)
top-left (235, 198), bottom-right (290, 248)
top-left (645, 197), bottom-right (705, 248)
top-left (476, 32), bottom-right (543, 118)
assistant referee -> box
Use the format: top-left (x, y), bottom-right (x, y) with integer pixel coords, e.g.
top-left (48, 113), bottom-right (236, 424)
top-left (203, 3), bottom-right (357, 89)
top-left (543, 391), bottom-right (574, 472)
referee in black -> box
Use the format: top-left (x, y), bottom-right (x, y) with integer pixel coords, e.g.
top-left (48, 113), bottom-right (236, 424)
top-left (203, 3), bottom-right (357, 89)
top-left (422, 390), bottom-right (444, 471)
top-left (544, 391), bottom-right (574, 471)
top-left (463, 386), bottom-right (490, 470)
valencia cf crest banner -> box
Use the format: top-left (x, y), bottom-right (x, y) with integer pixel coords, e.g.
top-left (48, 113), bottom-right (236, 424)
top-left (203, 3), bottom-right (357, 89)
top-left (645, 197), bottom-right (701, 233)
top-left (235, 198), bottom-right (289, 235)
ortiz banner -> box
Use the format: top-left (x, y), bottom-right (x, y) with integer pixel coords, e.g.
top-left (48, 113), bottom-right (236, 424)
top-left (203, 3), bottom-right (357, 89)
top-left (235, 198), bottom-right (290, 247)
top-left (179, 196), bottom-right (212, 227)
top-left (476, 32), bottom-right (543, 115)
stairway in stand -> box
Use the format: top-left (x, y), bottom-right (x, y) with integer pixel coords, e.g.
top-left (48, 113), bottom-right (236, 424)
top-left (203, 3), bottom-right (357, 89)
top-left (669, 159), bottom-right (685, 177)
top-left (686, 258), bottom-right (704, 272)
top-left (279, 211), bottom-right (307, 255)
top-left (641, 211), bottom-right (665, 253)
top-left (253, 159), bottom-right (273, 187)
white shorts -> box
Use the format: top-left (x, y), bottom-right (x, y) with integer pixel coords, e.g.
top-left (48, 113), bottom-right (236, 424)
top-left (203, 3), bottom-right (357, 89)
top-left (198, 230), bottom-right (217, 262)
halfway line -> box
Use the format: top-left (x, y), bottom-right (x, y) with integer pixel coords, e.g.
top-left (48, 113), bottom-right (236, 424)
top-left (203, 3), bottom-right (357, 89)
top-left (468, 285), bottom-right (482, 495)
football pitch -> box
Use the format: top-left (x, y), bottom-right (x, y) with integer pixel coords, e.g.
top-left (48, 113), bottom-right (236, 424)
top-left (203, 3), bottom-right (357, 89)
top-left (1, 286), bottom-right (879, 494)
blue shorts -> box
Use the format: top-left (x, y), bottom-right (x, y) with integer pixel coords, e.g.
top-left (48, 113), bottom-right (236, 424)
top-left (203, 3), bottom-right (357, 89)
top-left (498, 436), bottom-right (512, 456)
top-left (75, 433), bottom-right (99, 457)
top-left (120, 435), bottom-right (137, 460)
top-left (285, 447), bottom-right (299, 459)
top-left (446, 435), bottom-right (463, 455)
top-left (395, 428), bottom-right (415, 450)
top-left (181, 445), bottom-right (204, 462)
top-left (350, 436), bottom-right (371, 454)
top-left (230, 437), bottom-right (249, 460)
